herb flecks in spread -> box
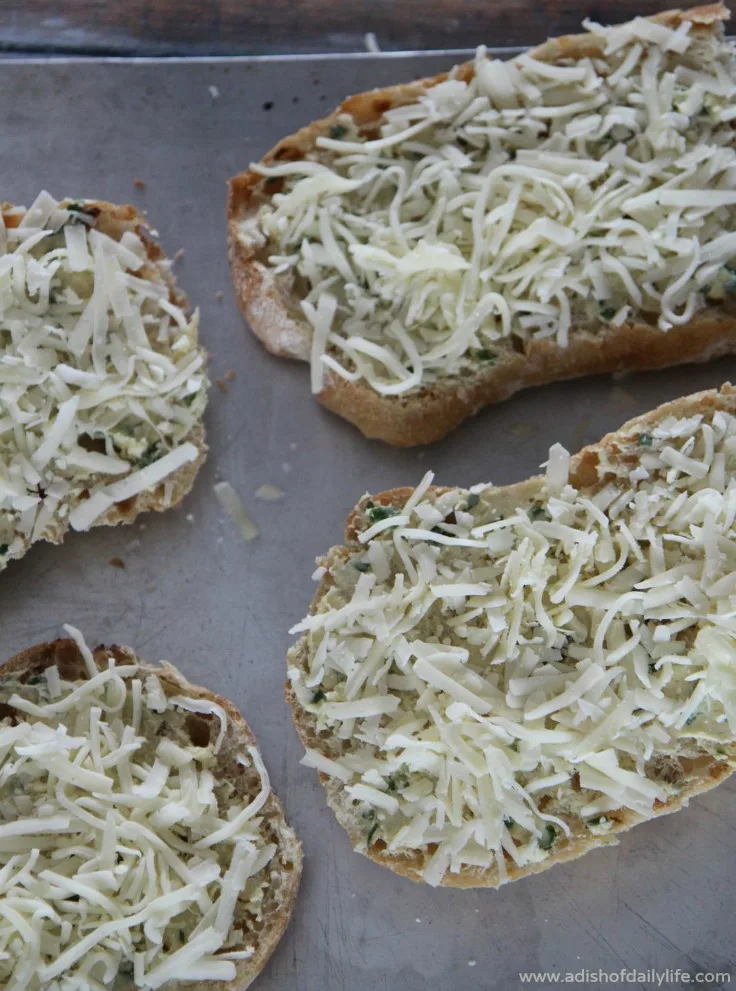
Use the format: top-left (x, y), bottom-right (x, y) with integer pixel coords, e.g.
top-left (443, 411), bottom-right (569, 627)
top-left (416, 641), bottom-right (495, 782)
top-left (290, 408), bottom-right (736, 885)
top-left (0, 192), bottom-right (207, 568)
top-left (247, 17), bottom-right (736, 395)
top-left (0, 629), bottom-right (276, 991)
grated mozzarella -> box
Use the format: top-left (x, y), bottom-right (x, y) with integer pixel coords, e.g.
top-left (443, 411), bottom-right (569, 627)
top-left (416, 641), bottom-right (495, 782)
top-left (214, 481), bottom-right (261, 541)
top-left (0, 194), bottom-right (208, 570)
top-left (245, 15), bottom-right (736, 395)
top-left (0, 631), bottom-right (276, 990)
top-left (292, 405), bottom-right (736, 884)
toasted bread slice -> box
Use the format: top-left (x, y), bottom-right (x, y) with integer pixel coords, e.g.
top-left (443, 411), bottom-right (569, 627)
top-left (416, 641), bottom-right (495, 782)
top-left (287, 384), bottom-right (736, 886)
top-left (0, 194), bottom-right (208, 574)
top-left (0, 635), bottom-right (302, 990)
top-left (229, 4), bottom-right (736, 446)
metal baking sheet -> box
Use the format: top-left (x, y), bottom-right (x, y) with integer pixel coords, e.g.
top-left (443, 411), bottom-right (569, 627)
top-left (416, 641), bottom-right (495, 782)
top-left (1, 53), bottom-right (735, 991)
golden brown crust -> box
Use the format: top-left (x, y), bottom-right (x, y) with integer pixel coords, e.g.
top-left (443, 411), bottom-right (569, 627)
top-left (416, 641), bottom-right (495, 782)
top-left (313, 317), bottom-right (736, 447)
top-left (286, 384), bottom-right (736, 886)
top-left (2, 198), bottom-right (208, 565)
top-left (227, 4), bottom-right (735, 447)
top-left (1, 638), bottom-right (302, 991)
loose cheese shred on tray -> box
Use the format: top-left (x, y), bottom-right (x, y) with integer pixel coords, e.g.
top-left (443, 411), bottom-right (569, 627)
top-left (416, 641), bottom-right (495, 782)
top-left (0, 193), bottom-right (208, 570)
top-left (214, 481), bottom-right (261, 540)
top-left (290, 408), bottom-right (736, 885)
top-left (0, 628), bottom-right (276, 991)
top-left (245, 18), bottom-right (736, 394)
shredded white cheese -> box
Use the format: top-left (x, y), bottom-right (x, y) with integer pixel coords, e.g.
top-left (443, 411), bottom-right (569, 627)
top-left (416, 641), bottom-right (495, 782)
top-left (291, 405), bottom-right (736, 884)
top-left (246, 17), bottom-right (736, 394)
top-left (214, 481), bottom-right (261, 540)
top-left (0, 629), bottom-right (277, 990)
top-left (0, 194), bottom-right (208, 570)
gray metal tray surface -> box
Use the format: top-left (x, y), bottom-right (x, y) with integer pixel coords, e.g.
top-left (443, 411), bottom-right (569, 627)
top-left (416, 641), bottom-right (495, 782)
top-left (1, 53), bottom-right (735, 991)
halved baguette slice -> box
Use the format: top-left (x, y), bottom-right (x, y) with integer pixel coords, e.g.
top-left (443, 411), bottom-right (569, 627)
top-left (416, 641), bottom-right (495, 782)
top-left (0, 633), bottom-right (302, 991)
top-left (0, 193), bottom-right (208, 574)
top-left (287, 384), bottom-right (736, 887)
top-left (229, 4), bottom-right (736, 446)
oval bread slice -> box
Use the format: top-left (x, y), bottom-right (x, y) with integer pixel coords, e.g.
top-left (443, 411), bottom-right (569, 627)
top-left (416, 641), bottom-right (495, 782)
top-left (0, 196), bottom-right (208, 574)
top-left (0, 636), bottom-right (302, 990)
top-left (286, 384), bottom-right (736, 886)
top-left (228, 4), bottom-right (736, 446)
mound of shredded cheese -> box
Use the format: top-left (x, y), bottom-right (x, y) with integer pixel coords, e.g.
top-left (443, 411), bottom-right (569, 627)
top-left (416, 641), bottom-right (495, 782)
top-left (245, 16), bottom-right (736, 395)
top-left (0, 627), bottom-right (278, 991)
top-left (0, 192), bottom-right (207, 570)
top-left (290, 405), bottom-right (736, 885)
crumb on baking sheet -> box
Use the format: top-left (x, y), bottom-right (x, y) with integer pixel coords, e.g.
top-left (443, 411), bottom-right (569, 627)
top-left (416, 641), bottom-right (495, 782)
top-left (216, 378), bottom-right (229, 394)
top-left (214, 290), bottom-right (224, 302)
top-left (282, 462), bottom-right (292, 474)
top-left (174, 248), bottom-right (185, 263)
top-left (109, 557), bottom-right (126, 570)
top-left (224, 369), bottom-right (236, 382)
top-left (209, 84), bottom-right (220, 99)
top-left (255, 483), bottom-right (285, 501)
top-left (133, 178), bottom-right (146, 190)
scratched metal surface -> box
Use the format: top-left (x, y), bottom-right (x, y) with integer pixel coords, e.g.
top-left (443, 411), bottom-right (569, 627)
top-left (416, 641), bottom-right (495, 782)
top-left (0, 53), bottom-right (735, 991)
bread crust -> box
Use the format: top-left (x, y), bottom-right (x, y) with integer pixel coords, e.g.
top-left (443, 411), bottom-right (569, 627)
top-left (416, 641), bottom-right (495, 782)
top-left (1, 199), bottom-right (208, 567)
top-left (286, 384), bottom-right (736, 886)
top-left (0, 638), bottom-right (302, 991)
top-left (227, 4), bottom-right (736, 447)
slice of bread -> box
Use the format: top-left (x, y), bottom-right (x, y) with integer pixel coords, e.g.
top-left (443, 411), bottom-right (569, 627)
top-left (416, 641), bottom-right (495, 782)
top-left (286, 384), bottom-right (736, 886)
top-left (229, 4), bottom-right (736, 446)
top-left (0, 195), bottom-right (208, 574)
top-left (0, 635), bottom-right (302, 990)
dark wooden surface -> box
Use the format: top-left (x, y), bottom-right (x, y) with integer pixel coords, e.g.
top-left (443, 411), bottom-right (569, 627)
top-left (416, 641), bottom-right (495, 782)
top-left (0, 0), bottom-right (691, 56)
